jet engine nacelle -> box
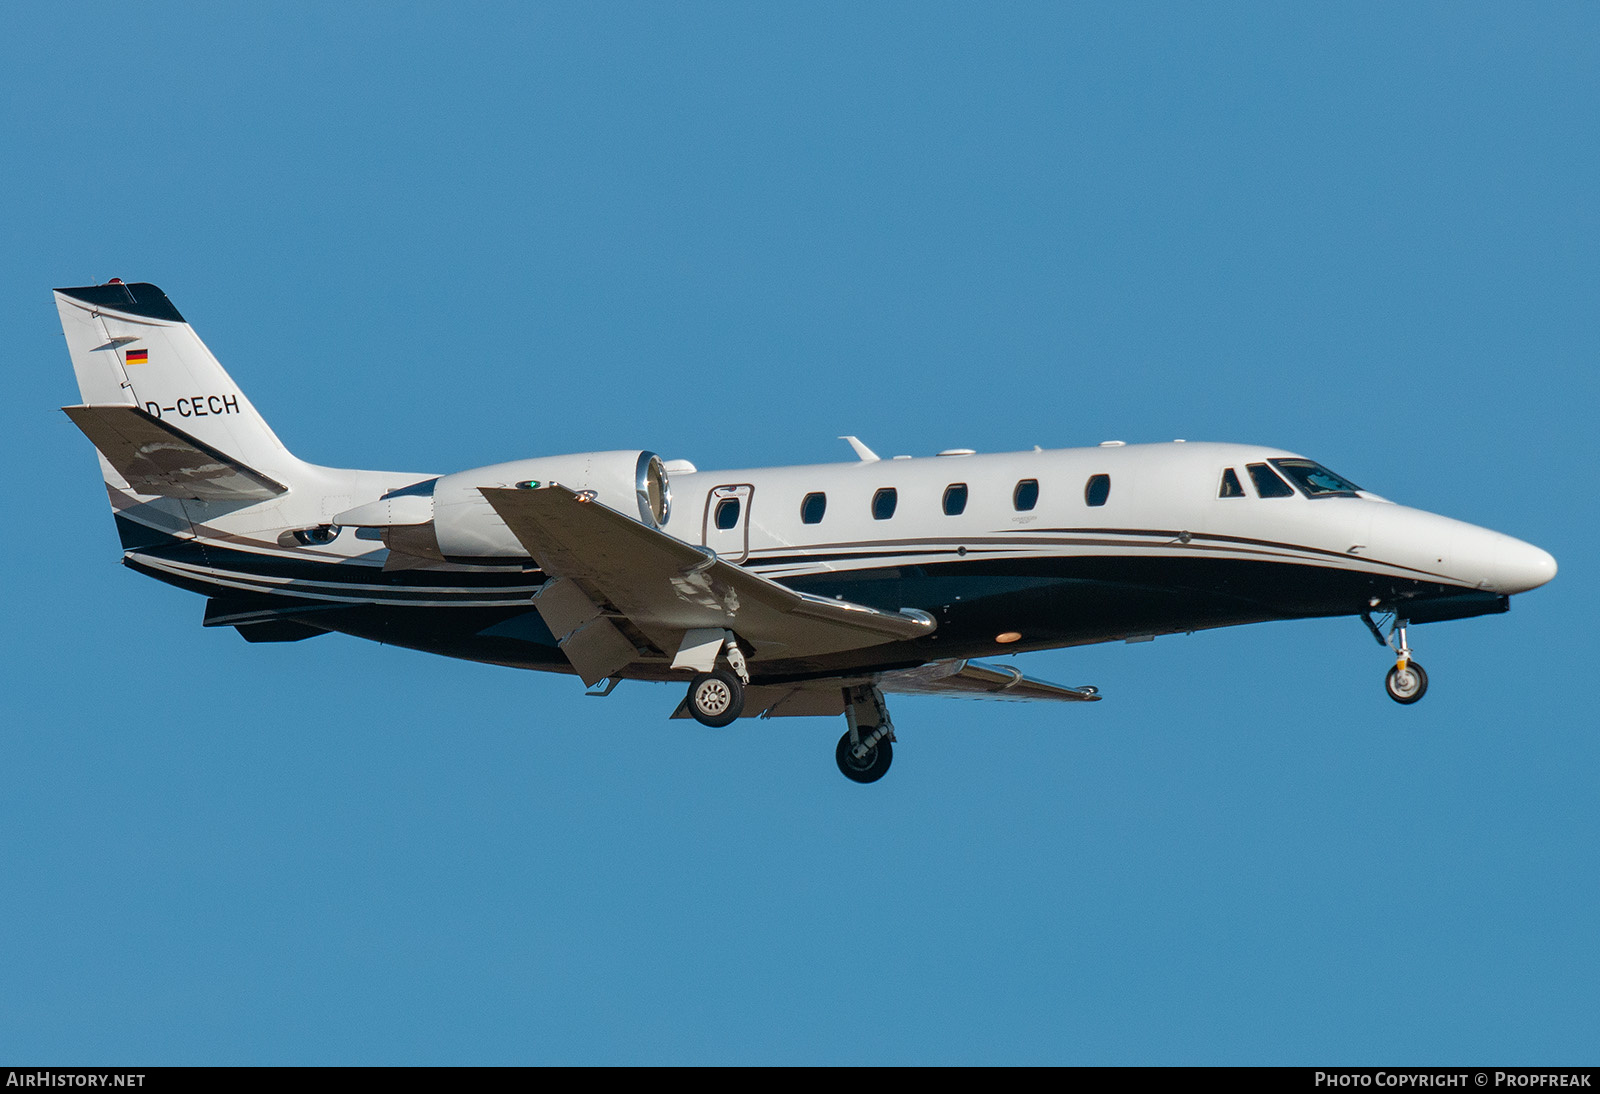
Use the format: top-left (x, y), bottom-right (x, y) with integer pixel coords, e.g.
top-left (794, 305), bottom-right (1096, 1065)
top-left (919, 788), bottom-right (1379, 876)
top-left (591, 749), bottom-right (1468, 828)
top-left (344, 450), bottom-right (671, 562)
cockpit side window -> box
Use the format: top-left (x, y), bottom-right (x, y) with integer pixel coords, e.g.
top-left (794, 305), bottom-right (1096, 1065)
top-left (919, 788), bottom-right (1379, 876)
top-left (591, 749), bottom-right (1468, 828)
top-left (1269, 458), bottom-right (1362, 498)
top-left (1246, 463), bottom-right (1295, 498)
top-left (1219, 468), bottom-right (1245, 498)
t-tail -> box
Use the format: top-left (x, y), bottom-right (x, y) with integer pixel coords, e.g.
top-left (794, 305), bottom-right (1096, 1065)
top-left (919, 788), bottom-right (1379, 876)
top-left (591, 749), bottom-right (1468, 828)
top-left (55, 280), bottom-right (383, 553)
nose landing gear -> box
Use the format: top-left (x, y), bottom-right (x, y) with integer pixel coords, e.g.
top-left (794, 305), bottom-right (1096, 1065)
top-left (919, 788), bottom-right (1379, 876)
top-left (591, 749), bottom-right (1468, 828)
top-left (1385, 659), bottom-right (1429, 704)
top-left (1363, 610), bottom-right (1429, 705)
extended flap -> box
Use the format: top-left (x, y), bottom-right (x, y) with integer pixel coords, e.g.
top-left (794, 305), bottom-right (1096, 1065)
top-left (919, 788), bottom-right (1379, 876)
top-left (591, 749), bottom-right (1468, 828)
top-left (879, 659), bottom-right (1100, 702)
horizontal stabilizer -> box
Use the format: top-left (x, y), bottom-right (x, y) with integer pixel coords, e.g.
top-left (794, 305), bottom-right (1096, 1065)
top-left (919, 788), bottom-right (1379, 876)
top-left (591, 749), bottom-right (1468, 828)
top-left (63, 404), bottom-right (287, 501)
top-left (879, 659), bottom-right (1100, 702)
top-left (480, 484), bottom-right (935, 663)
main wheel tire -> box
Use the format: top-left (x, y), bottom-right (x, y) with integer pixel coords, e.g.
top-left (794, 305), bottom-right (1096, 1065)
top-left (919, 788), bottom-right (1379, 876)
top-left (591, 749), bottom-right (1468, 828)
top-left (1385, 661), bottom-right (1429, 705)
top-left (835, 729), bottom-right (893, 784)
top-left (688, 669), bottom-right (743, 727)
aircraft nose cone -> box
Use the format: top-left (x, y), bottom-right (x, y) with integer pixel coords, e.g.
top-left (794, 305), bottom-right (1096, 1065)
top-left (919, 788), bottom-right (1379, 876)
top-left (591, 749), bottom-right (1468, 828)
top-left (1510, 541), bottom-right (1558, 592)
top-left (1454, 527), bottom-right (1558, 594)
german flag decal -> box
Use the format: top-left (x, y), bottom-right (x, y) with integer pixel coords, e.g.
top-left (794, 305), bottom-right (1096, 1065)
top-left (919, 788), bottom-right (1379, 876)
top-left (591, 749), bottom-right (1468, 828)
top-left (125, 349), bottom-right (148, 365)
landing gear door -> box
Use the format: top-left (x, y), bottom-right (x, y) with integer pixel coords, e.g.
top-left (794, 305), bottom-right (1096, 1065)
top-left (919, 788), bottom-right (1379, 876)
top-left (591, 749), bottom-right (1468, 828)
top-left (703, 484), bottom-right (753, 565)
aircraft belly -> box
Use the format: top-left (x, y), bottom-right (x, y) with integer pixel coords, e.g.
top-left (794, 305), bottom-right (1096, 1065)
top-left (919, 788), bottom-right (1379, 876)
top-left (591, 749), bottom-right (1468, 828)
top-left (118, 538), bottom-right (1479, 681)
top-left (320, 605), bottom-right (575, 672)
top-left (770, 554), bottom-right (1472, 673)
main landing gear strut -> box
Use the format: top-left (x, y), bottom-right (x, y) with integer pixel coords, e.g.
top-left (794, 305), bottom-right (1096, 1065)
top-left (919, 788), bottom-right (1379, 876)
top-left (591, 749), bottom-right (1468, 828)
top-left (678, 628), bottom-right (898, 781)
top-left (1363, 609), bottom-right (1429, 705)
top-left (836, 684), bottom-right (894, 784)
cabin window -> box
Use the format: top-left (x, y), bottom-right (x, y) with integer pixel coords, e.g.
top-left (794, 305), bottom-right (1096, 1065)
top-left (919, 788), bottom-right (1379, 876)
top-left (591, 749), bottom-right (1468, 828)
top-left (1270, 458), bottom-right (1361, 498)
top-left (800, 492), bottom-right (827, 524)
top-left (1219, 468), bottom-right (1245, 498)
top-left (1013, 479), bottom-right (1039, 511)
top-left (872, 488), bottom-right (898, 520)
top-left (1085, 474), bottom-right (1111, 507)
top-left (1247, 463), bottom-right (1295, 498)
top-left (942, 483), bottom-right (968, 516)
top-left (714, 498), bottom-right (742, 529)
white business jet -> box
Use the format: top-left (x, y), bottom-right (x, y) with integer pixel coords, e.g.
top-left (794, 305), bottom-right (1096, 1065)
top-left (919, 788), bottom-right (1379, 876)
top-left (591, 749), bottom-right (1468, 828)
top-left (57, 281), bottom-right (1557, 783)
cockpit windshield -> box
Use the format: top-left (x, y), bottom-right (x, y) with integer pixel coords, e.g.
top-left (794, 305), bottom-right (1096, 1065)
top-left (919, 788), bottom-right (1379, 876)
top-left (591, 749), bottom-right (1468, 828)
top-left (1269, 458), bottom-right (1362, 498)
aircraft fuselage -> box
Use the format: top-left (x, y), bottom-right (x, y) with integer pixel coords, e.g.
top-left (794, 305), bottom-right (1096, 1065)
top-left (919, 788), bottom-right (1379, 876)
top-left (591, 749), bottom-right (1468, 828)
top-left (57, 280), bottom-right (1557, 781)
top-left (118, 439), bottom-right (1552, 681)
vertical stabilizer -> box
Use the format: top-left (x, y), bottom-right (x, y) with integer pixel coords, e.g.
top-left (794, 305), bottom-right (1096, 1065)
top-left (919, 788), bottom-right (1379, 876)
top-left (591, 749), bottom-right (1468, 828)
top-left (54, 281), bottom-right (300, 486)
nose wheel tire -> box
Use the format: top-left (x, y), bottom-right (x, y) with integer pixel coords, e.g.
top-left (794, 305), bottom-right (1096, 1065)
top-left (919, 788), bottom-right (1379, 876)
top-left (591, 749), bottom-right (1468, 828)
top-left (836, 730), bottom-right (893, 784)
top-left (687, 669), bottom-right (744, 727)
top-left (1385, 661), bottom-right (1429, 705)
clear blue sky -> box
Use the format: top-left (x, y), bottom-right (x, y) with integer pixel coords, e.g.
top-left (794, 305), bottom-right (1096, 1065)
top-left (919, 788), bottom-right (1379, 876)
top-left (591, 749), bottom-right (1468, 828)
top-left (3, 2), bottom-right (1595, 1064)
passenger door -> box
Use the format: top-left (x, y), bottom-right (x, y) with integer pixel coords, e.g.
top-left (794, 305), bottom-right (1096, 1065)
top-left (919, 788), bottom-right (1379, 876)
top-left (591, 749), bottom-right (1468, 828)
top-left (702, 484), bottom-right (754, 564)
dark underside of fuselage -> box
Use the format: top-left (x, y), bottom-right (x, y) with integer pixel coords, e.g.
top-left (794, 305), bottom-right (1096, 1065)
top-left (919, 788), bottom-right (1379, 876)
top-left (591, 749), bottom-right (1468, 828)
top-left (121, 528), bottom-right (1498, 685)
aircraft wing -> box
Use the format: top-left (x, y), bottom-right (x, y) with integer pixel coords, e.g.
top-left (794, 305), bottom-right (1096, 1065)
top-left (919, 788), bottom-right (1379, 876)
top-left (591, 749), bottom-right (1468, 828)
top-left (63, 404), bottom-right (286, 501)
top-left (480, 485), bottom-right (935, 683)
top-left (670, 682), bottom-right (853, 720)
top-left (877, 659), bottom-right (1100, 702)
top-left (668, 659), bottom-right (1099, 719)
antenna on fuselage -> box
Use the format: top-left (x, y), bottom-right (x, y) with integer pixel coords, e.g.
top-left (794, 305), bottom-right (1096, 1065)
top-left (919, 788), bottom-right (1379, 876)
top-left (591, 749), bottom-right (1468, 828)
top-left (839, 436), bottom-right (880, 462)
